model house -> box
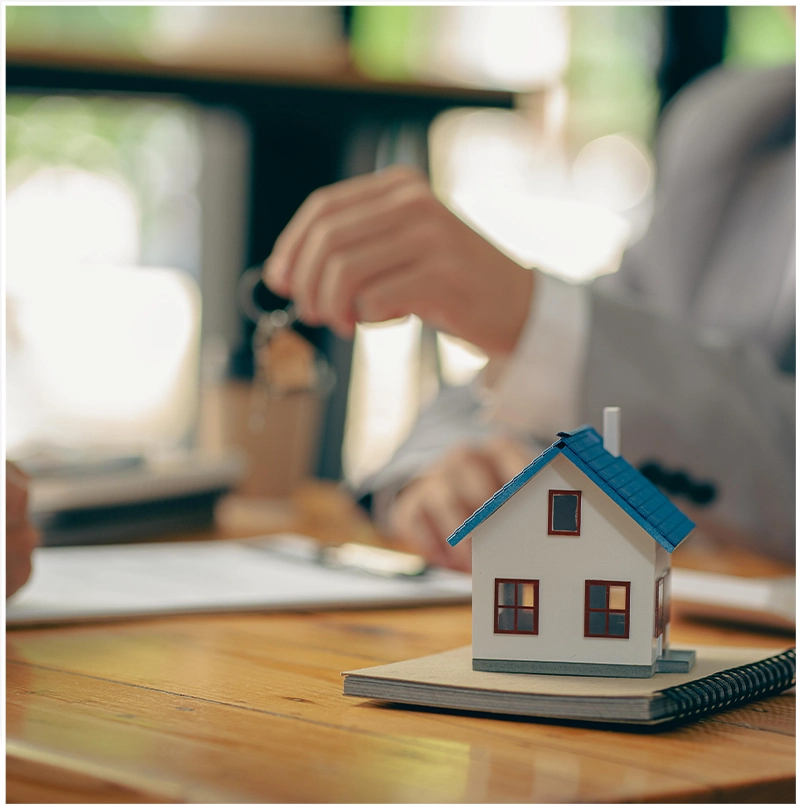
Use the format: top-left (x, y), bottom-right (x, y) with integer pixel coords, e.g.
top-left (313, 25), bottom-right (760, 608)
top-left (447, 408), bottom-right (696, 678)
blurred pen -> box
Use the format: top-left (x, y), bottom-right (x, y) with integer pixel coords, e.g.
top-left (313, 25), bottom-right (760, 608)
top-left (250, 533), bottom-right (428, 578)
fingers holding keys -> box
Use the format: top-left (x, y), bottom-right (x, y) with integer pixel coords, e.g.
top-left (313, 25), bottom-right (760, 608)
top-left (264, 165), bottom-right (427, 305)
top-left (274, 168), bottom-right (436, 330)
top-left (263, 166), bottom-right (535, 356)
top-left (308, 221), bottom-right (428, 337)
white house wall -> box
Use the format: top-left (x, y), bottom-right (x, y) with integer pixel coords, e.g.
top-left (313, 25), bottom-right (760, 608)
top-left (471, 453), bottom-right (659, 667)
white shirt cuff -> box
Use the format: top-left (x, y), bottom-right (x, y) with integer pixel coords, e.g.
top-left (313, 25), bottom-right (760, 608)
top-left (477, 271), bottom-right (590, 442)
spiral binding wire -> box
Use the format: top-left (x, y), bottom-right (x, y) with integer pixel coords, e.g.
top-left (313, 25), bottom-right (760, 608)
top-left (659, 647), bottom-right (795, 725)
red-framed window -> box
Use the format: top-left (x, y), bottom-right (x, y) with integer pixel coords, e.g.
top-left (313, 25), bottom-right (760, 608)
top-left (548, 490), bottom-right (581, 535)
top-left (495, 579), bottom-right (539, 634)
top-left (584, 580), bottom-right (630, 638)
top-left (654, 572), bottom-right (670, 638)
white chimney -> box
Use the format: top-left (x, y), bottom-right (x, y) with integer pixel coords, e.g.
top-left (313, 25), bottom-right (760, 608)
top-left (603, 407), bottom-right (621, 456)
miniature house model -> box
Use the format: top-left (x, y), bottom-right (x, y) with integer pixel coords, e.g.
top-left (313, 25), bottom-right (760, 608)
top-left (447, 408), bottom-right (696, 678)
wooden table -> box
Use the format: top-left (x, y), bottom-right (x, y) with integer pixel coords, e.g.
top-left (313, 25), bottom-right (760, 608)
top-left (6, 487), bottom-right (796, 803)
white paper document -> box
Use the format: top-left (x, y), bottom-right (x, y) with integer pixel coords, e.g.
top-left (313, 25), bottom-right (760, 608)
top-left (6, 535), bottom-right (472, 626)
top-left (671, 567), bottom-right (795, 632)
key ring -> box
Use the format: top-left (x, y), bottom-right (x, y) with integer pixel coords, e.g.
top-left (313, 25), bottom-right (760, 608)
top-left (237, 266), bottom-right (335, 428)
top-left (237, 265), bottom-right (297, 328)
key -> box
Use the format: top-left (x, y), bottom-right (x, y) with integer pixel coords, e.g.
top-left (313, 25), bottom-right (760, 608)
top-left (238, 268), bottom-right (334, 431)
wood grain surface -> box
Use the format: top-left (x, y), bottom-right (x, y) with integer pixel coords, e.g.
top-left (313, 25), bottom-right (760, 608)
top-left (6, 489), bottom-right (796, 803)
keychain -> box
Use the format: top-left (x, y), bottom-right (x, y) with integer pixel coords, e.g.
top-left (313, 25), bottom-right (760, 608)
top-left (237, 267), bottom-right (335, 431)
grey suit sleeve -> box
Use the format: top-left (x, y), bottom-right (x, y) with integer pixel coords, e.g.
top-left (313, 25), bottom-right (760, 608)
top-left (579, 66), bottom-right (796, 560)
top-left (356, 385), bottom-right (494, 519)
top-left (582, 286), bottom-right (795, 561)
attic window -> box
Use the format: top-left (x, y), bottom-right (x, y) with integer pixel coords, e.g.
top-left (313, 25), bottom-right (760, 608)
top-left (548, 490), bottom-right (581, 535)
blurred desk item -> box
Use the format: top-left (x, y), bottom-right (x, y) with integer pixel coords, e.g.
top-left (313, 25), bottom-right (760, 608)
top-left (28, 451), bottom-right (244, 546)
top-left (5, 492), bottom-right (795, 804)
top-left (197, 378), bottom-right (325, 500)
top-left (214, 479), bottom-right (383, 547)
top-left (16, 450), bottom-right (146, 479)
top-left (669, 523), bottom-right (795, 634)
top-left (671, 568), bottom-right (795, 634)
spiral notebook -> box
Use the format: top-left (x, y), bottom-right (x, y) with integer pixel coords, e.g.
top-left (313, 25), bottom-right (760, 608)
top-left (342, 645), bottom-right (795, 728)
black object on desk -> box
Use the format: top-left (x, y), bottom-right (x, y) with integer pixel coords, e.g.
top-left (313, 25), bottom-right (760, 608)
top-left (27, 451), bottom-right (244, 546)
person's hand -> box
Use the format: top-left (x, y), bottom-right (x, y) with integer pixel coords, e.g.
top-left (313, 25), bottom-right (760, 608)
top-left (6, 461), bottom-right (39, 597)
top-left (386, 436), bottom-right (535, 572)
top-left (264, 166), bottom-right (535, 356)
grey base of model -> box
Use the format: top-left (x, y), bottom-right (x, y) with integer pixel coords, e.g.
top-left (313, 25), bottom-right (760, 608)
top-left (473, 649), bottom-right (696, 678)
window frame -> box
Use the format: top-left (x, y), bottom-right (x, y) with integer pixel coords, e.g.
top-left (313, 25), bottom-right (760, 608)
top-left (584, 579), bottom-right (631, 639)
top-left (494, 578), bottom-right (540, 635)
top-left (548, 489), bottom-right (582, 535)
top-left (654, 571), bottom-right (670, 638)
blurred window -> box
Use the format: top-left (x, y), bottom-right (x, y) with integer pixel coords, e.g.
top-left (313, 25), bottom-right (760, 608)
top-left (6, 94), bottom-right (205, 458)
top-left (7, 94), bottom-right (203, 276)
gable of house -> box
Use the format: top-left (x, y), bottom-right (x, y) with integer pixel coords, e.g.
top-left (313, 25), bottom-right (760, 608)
top-left (447, 426), bottom-right (695, 553)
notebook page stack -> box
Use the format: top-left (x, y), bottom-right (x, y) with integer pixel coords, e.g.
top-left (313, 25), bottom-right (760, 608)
top-left (342, 644), bottom-right (795, 727)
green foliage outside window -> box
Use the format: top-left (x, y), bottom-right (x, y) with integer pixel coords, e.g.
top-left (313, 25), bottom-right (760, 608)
top-left (6, 6), bottom-right (156, 52)
top-left (6, 95), bottom-right (200, 270)
top-left (726, 6), bottom-right (796, 67)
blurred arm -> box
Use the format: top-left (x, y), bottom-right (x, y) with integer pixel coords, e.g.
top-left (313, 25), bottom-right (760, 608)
top-left (6, 461), bottom-right (39, 597)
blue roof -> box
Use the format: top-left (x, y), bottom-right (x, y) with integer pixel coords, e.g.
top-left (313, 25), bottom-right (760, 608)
top-left (447, 425), bottom-right (695, 553)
